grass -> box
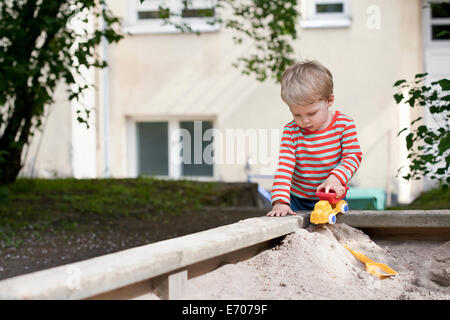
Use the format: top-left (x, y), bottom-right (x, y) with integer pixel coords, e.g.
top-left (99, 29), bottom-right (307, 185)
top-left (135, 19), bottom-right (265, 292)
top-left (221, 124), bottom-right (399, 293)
top-left (387, 186), bottom-right (450, 210)
top-left (0, 177), bottom-right (242, 247)
top-left (2, 178), bottom-right (448, 248)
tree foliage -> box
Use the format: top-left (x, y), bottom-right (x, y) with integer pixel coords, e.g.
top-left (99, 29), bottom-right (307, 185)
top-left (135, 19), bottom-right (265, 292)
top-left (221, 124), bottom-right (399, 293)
top-left (393, 73), bottom-right (450, 191)
top-left (0, 0), bottom-right (123, 183)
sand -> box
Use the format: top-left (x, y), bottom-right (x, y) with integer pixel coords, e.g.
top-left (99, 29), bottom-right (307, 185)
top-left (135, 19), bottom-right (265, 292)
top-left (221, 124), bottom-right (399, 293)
top-left (177, 223), bottom-right (449, 300)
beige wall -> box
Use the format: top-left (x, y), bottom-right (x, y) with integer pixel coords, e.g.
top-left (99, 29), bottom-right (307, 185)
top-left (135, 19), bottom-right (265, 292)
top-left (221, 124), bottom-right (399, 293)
top-left (104, 0), bottom-right (424, 202)
top-left (23, 0), bottom-right (426, 204)
top-left (20, 84), bottom-right (73, 178)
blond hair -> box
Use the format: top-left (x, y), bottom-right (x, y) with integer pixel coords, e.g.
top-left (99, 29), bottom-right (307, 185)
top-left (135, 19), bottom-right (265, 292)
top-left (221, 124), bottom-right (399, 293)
top-left (280, 60), bottom-right (333, 106)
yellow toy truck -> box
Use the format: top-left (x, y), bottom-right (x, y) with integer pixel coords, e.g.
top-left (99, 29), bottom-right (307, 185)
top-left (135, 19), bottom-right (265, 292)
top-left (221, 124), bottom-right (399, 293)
top-left (310, 187), bottom-right (349, 225)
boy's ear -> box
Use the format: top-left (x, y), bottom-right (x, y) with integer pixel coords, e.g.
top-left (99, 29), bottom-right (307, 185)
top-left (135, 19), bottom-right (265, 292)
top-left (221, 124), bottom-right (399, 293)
top-left (327, 94), bottom-right (335, 107)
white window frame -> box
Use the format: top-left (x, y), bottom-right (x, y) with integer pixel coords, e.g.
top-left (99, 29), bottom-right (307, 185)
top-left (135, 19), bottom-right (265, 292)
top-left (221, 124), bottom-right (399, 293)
top-left (123, 0), bottom-right (220, 35)
top-left (127, 117), bottom-right (217, 181)
top-left (423, 0), bottom-right (450, 49)
top-left (300, 0), bottom-right (352, 29)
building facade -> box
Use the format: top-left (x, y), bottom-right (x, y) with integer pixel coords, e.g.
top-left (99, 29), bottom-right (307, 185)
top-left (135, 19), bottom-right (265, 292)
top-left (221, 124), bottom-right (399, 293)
top-left (20, 0), bottom-right (450, 205)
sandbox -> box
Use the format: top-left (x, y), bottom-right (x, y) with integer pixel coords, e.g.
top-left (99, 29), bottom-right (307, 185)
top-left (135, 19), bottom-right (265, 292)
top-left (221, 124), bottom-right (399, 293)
top-left (179, 223), bottom-right (449, 300)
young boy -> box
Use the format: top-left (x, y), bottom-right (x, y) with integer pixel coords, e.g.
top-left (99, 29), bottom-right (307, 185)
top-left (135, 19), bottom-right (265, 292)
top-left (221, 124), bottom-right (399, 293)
top-left (267, 60), bottom-right (363, 217)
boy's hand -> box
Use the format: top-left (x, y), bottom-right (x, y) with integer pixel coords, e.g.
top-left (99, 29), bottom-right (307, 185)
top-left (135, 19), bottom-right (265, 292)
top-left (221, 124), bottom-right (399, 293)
top-left (317, 175), bottom-right (345, 198)
top-left (266, 201), bottom-right (296, 217)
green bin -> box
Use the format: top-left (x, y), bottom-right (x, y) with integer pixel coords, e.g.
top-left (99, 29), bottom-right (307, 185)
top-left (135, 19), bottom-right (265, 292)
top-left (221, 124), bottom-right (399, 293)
top-left (346, 188), bottom-right (386, 210)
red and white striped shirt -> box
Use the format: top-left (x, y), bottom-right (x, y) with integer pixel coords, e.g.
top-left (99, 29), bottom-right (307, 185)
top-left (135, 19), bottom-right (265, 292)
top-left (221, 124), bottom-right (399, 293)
top-left (271, 110), bottom-right (363, 205)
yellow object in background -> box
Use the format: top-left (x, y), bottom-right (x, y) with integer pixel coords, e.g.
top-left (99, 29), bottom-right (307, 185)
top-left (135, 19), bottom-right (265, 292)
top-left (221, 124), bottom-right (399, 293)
top-left (344, 245), bottom-right (398, 279)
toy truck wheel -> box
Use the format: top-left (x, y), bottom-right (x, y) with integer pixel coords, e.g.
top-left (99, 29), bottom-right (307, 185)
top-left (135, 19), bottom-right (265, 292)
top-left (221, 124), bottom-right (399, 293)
top-left (339, 202), bottom-right (349, 214)
top-left (328, 214), bottom-right (336, 225)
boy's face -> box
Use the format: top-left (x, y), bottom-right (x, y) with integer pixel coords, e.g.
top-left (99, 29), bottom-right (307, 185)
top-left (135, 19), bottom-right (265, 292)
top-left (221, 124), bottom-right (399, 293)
top-left (289, 95), bottom-right (334, 132)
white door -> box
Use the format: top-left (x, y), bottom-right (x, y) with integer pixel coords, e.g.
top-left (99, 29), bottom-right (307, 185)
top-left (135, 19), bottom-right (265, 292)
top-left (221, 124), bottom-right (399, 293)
top-left (423, 1), bottom-right (450, 78)
top-left (422, 1), bottom-right (450, 190)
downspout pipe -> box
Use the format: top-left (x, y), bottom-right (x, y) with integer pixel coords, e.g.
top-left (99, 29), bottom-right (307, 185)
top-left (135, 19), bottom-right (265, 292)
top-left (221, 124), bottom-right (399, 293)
top-left (101, 1), bottom-right (110, 178)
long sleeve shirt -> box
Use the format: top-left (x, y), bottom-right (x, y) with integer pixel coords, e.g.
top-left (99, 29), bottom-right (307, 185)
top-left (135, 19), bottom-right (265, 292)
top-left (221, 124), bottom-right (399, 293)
top-left (271, 110), bottom-right (363, 206)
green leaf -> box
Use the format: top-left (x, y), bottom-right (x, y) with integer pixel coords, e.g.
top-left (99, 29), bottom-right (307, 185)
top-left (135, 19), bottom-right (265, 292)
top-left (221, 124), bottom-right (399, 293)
top-left (417, 125), bottom-right (428, 136)
top-left (424, 137), bottom-right (434, 145)
top-left (438, 132), bottom-right (450, 155)
top-left (410, 117), bottom-right (422, 126)
top-left (394, 93), bottom-right (404, 104)
top-left (406, 133), bottom-right (414, 150)
top-left (407, 97), bottom-right (415, 107)
top-left (437, 79), bottom-right (450, 91)
top-left (436, 30), bottom-right (450, 39)
top-left (415, 73), bottom-right (428, 79)
top-left (393, 79), bottom-right (406, 87)
top-left (397, 128), bottom-right (408, 136)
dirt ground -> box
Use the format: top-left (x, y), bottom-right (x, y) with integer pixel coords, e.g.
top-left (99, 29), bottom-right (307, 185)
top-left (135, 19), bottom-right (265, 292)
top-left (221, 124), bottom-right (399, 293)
top-left (0, 207), bottom-right (266, 281)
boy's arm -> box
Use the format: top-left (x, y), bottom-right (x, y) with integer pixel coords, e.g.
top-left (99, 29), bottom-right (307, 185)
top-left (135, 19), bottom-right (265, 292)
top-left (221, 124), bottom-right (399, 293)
top-left (330, 119), bottom-right (363, 186)
top-left (270, 125), bottom-right (296, 206)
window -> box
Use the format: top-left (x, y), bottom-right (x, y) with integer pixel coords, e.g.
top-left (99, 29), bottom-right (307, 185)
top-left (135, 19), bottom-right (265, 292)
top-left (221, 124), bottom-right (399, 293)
top-left (300, 0), bottom-right (352, 29)
top-left (316, 3), bottom-right (344, 14)
top-left (432, 24), bottom-right (450, 40)
top-left (137, 122), bottom-right (169, 176)
top-left (431, 2), bottom-right (450, 18)
top-left (179, 121), bottom-right (214, 177)
top-left (134, 120), bottom-right (214, 178)
top-left (124, 0), bottom-right (220, 34)
top-left (423, 1), bottom-right (450, 48)
top-left (430, 2), bottom-right (450, 41)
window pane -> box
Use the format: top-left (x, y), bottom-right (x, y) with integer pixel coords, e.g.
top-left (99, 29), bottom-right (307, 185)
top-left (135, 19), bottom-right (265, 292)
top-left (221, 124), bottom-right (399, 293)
top-left (138, 8), bottom-right (170, 20)
top-left (137, 122), bottom-right (168, 176)
top-left (182, 8), bottom-right (215, 18)
top-left (316, 3), bottom-right (344, 13)
top-left (180, 121), bottom-right (213, 177)
top-left (431, 2), bottom-right (450, 18)
top-left (432, 24), bottom-right (450, 40)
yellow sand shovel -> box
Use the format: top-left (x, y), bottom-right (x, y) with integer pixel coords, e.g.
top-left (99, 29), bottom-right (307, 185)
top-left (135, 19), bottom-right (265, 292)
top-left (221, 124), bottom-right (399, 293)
top-left (344, 245), bottom-right (398, 279)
